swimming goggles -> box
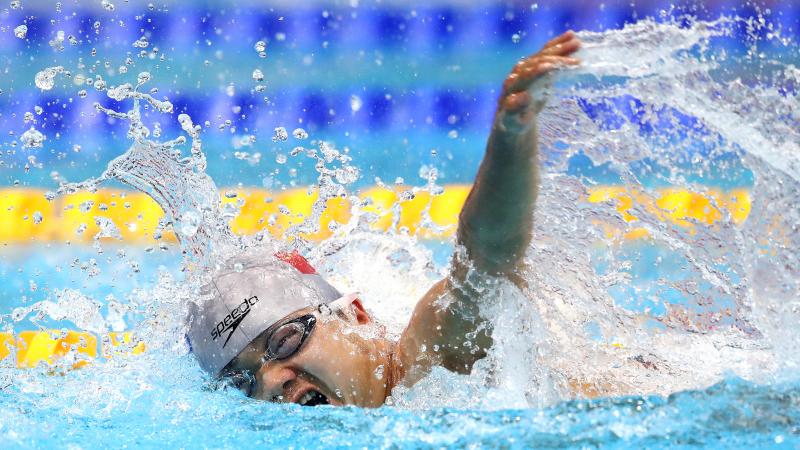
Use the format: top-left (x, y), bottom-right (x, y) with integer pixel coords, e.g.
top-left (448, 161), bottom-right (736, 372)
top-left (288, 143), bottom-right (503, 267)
top-left (226, 293), bottom-right (358, 396)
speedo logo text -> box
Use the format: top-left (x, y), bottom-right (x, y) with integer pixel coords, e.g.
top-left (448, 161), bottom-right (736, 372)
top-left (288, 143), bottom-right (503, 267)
top-left (210, 295), bottom-right (259, 348)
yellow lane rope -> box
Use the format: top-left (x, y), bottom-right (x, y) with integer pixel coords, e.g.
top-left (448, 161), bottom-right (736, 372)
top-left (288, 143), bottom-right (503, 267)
top-left (0, 185), bottom-right (751, 369)
top-left (0, 331), bottom-right (144, 369)
top-left (0, 185), bottom-right (750, 244)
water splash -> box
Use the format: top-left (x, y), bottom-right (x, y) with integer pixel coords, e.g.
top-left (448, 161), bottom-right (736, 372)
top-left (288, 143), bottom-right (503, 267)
top-left (11, 11), bottom-right (799, 416)
top-left (57, 76), bottom-right (235, 265)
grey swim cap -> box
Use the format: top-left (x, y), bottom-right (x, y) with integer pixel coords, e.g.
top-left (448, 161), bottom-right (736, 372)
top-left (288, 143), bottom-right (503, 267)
top-left (186, 249), bottom-right (341, 377)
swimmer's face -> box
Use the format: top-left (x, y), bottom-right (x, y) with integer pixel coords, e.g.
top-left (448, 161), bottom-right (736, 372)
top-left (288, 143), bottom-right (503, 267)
top-left (222, 298), bottom-right (390, 407)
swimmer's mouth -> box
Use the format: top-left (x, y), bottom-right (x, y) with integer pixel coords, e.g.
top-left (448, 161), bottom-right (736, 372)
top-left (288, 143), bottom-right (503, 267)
top-left (297, 389), bottom-right (330, 407)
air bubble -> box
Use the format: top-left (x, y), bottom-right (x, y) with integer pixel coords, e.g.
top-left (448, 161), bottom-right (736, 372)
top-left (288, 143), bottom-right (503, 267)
top-left (252, 69), bottom-right (264, 82)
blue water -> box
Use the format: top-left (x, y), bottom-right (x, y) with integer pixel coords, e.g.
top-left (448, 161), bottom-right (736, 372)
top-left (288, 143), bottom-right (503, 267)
top-left (2, 1), bottom-right (800, 448)
top-left (2, 364), bottom-right (797, 448)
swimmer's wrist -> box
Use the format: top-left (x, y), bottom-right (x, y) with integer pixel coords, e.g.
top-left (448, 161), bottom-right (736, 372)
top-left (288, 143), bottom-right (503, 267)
top-left (495, 106), bottom-right (537, 135)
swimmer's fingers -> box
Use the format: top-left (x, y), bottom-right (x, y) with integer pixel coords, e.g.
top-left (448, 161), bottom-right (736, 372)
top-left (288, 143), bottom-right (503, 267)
top-left (542, 30), bottom-right (576, 50)
top-left (540, 34), bottom-right (581, 57)
top-left (502, 55), bottom-right (580, 95)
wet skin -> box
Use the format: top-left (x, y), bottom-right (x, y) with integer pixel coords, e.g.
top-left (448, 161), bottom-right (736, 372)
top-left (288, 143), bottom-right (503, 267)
top-left (225, 31), bottom-right (582, 407)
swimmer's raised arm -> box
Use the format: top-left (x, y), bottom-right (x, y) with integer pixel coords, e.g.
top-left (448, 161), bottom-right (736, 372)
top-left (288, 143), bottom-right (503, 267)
top-left (394, 33), bottom-right (581, 386)
top-left (456, 30), bottom-right (580, 278)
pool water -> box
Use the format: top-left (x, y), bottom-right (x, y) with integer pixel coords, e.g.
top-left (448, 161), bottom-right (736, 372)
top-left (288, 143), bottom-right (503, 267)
top-left (2, 1), bottom-right (800, 448)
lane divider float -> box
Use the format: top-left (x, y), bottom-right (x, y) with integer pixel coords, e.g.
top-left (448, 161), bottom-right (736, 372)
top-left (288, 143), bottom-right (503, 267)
top-left (0, 185), bottom-right (750, 244)
top-left (0, 331), bottom-right (145, 369)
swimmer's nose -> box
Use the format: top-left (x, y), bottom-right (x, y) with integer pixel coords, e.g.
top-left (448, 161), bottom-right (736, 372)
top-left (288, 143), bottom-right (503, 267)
top-left (256, 364), bottom-right (297, 402)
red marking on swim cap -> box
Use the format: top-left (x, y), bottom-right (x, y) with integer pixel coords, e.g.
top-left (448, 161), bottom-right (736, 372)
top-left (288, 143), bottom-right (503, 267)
top-left (275, 251), bottom-right (317, 274)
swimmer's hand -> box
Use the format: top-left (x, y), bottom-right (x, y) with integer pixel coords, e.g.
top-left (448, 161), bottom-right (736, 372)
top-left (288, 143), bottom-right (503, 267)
top-left (394, 32), bottom-right (582, 389)
top-left (497, 31), bottom-right (581, 133)
top-left (454, 30), bottom-right (582, 278)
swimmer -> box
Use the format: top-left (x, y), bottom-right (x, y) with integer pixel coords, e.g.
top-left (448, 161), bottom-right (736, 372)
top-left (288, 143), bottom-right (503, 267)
top-left (186, 31), bottom-right (582, 407)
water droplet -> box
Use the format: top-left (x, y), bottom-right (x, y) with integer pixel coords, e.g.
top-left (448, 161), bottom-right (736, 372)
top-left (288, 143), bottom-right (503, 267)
top-left (79, 200), bottom-right (95, 213)
top-left (21, 127), bottom-right (45, 149)
top-left (292, 128), bottom-right (308, 140)
top-left (272, 127), bottom-right (288, 142)
top-left (373, 364), bottom-right (384, 380)
top-left (275, 153), bottom-right (287, 164)
top-left (137, 72), bottom-right (151, 85)
top-left (179, 211), bottom-right (201, 238)
top-left (32, 211), bottom-right (43, 224)
top-left (34, 106), bottom-right (43, 115)
top-left (34, 66), bottom-right (64, 91)
top-left (350, 95), bottom-right (363, 112)
top-left (133, 36), bottom-right (149, 48)
top-left (399, 190), bottom-right (415, 201)
top-left (252, 69), bottom-right (264, 82)
top-left (512, 33), bottom-right (521, 44)
top-left (101, 0), bottom-right (115, 11)
top-left (49, 30), bottom-right (65, 52)
top-left (14, 25), bottom-right (27, 39)
top-left (254, 40), bottom-right (266, 53)
top-left (10, 1), bottom-right (21, 9)
top-left (107, 83), bottom-right (133, 101)
top-left (94, 217), bottom-right (122, 240)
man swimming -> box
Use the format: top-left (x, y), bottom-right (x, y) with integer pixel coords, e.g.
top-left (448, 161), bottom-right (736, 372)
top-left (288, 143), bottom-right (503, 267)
top-left (186, 31), bottom-right (582, 407)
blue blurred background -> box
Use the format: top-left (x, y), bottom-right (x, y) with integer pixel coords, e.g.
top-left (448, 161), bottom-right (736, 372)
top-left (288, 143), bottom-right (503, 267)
top-left (0, 0), bottom-right (797, 190)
